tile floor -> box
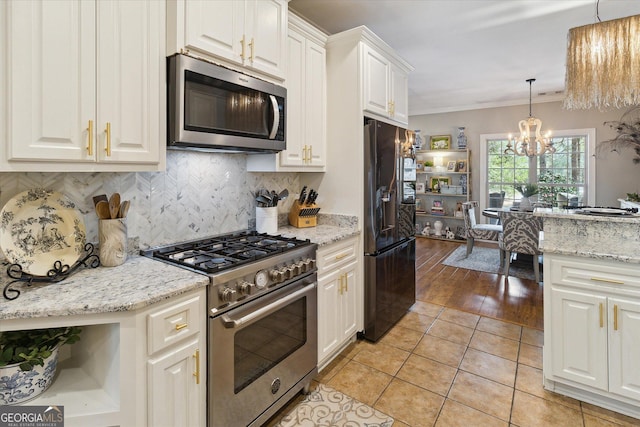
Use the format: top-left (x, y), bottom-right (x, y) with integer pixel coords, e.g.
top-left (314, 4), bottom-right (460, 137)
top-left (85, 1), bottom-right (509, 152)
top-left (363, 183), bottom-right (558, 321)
top-left (311, 302), bottom-right (640, 427)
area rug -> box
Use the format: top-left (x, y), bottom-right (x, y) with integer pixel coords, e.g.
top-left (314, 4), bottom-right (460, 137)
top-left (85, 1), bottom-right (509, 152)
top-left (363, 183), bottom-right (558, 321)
top-left (275, 384), bottom-right (394, 427)
top-left (442, 246), bottom-right (538, 281)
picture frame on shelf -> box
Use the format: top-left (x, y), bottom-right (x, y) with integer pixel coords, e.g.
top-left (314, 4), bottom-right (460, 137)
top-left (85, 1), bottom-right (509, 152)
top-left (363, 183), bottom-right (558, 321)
top-left (430, 135), bottom-right (451, 150)
top-left (430, 177), bottom-right (450, 191)
top-left (457, 160), bottom-right (467, 172)
top-left (416, 182), bottom-right (425, 193)
top-left (446, 161), bottom-right (457, 172)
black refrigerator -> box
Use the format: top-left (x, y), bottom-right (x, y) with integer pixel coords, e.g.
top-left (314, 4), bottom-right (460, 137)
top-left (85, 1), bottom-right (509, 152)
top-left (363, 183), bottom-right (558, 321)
top-left (363, 118), bottom-right (416, 342)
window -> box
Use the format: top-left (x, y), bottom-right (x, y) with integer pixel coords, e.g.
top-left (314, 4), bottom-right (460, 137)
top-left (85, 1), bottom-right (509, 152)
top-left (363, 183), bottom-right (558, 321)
top-left (479, 129), bottom-right (595, 214)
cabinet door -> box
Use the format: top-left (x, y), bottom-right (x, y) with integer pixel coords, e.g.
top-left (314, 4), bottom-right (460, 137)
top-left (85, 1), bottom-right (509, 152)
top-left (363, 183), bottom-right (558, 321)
top-left (245, 0), bottom-right (287, 79)
top-left (362, 45), bottom-right (390, 118)
top-left (549, 287), bottom-right (608, 391)
top-left (390, 63), bottom-right (409, 125)
top-left (608, 297), bottom-right (640, 400)
top-left (183, 0), bottom-right (244, 64)
top-left (340, 260), bottom-right (358, 341)
top-left (7, 0), bottom-right (96, 162)
top-left (280, 29), bottom-right (305, 167)
top-left (97, 0), bottom-right (162, 164)
top-left (305, 38), bottom-right (327, 167)
top-left (148, 339), bottom-right (203, 427)
top-left (318, 269), bottom-right (341, 364)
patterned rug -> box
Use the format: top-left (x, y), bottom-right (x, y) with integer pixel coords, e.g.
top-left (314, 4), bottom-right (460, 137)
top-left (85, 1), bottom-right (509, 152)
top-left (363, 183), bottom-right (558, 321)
top-left (442, 246), bottom-right (538, 281)
top-left (275, 384), bottom-right (394, 427)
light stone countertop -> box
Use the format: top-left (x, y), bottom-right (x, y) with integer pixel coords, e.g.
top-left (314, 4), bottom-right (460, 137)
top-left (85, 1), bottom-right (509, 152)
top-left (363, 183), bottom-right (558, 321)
top-left (534, 208), bottom-right (640, 264)
top-left (0, 216), bottom-right (359, 321)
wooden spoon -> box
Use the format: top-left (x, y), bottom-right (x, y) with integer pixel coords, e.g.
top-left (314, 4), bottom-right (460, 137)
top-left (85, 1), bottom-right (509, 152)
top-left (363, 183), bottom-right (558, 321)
top-left (92, 194), bottom-right (108, 207)
top-left (119, 200), bottom-right (130, 218)
top-left (95, 200), bottom-right (111, 219)
top-left (108, 193), bottom-right (121, 219)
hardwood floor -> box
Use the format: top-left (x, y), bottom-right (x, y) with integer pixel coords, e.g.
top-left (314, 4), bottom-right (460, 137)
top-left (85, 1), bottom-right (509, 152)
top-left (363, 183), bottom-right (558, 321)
top-left (416, 237), bottom-right (544, 330)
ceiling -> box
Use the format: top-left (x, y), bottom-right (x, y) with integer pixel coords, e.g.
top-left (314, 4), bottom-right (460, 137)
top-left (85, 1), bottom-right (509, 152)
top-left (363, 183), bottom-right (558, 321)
top-left (288, 0), bottom-right (640, 115)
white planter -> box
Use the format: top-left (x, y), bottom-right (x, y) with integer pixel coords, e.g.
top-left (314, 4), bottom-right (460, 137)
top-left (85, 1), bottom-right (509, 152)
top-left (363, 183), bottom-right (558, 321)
top-left (0, 346), bottom-right (59, 405)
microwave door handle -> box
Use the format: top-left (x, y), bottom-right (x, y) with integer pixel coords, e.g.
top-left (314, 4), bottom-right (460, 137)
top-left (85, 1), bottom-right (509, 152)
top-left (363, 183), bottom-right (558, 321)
top-left (268, 95), bottom-right (280, 139)
top-left (220, 283), bottom-right (315, 328)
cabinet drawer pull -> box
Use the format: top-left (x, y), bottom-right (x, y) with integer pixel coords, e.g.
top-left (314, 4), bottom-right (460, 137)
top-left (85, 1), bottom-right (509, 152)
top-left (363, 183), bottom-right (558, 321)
top-left (87, 120), bottom-right (93, 156)
top-left (104, 122), bottom-right (112, 156)
top-left (590, 277), bottom-right (624, 285)
top-left (599, 303), bottom-right (604, 328)
top-left (249, 37), bottom-right (255, 62)
top-left (302, 145), bottom-right (308, 163)
top-left (614, 305), bottom-right (619, 331)
top-left (193, 349), bottom-right (200, 384)
top-left (335, 253), bottom-right (348, 261)
top-left (308, 145), bottom-right (312, 163)
top-left (175, 323), bottom-right (188, 331)
top-left (240, 36), bottom-right (246, 60)
top-left (343, 273), bottom-right (348, 292)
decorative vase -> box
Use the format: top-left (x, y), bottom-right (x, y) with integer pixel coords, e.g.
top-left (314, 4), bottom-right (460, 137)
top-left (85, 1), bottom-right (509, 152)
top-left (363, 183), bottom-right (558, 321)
top-left (0, 346), bottom-right (59, 405)
top-left (414, 130), bottom-right (423, 150)
top-left (457, 127), bottom-right (467, 149)
top-left (519, 197), bottom-right (532, 211)
top-left (433, 220), bottom-right (443, 236)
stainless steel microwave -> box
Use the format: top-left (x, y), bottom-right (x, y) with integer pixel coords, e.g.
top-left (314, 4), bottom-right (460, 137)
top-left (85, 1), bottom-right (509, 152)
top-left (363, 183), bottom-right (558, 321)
top-left (167, 53), bottom-right (286, 152)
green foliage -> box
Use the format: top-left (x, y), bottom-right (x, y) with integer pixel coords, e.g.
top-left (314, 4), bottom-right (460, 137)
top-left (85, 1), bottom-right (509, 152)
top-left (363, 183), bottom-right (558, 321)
top-left (513, 183), bottom-right (539, 198)
top-left (424, 160), bottom-right (434, 167)
top-left (0, 327), bottom-right (82, 371)
top-left (627, 192), bottom-right (640, 202)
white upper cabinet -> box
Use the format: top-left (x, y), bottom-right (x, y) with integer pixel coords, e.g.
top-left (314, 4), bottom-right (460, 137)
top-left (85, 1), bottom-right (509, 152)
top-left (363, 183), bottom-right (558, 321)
top-left (1, 0), bottom-right (164, 171)
top-left (169, 0), bottom-right (287, 81)
top-left (362, 43), bottom-right (410, 125)
top-left (247, 13), bottom-right (326, 172)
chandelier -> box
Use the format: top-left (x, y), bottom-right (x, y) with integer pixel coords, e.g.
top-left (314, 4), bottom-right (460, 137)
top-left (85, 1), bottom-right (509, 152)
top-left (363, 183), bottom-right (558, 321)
top-left (504, 79), bottom-right (555, 157)
top-left (564, 13), bottom-right (640, 110)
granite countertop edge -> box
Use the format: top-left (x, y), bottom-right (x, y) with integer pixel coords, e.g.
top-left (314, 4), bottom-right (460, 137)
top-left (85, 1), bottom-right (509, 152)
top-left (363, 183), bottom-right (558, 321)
top-left (0, 221), bottom-right (360, 322)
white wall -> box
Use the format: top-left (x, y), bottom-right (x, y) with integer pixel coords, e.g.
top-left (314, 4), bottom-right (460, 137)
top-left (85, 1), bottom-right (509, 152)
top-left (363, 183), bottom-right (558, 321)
top-left (409, 101), bottom-right (640, 207)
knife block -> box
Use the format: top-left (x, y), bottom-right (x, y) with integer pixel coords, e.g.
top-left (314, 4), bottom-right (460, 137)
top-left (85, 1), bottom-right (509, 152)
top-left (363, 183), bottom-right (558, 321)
top-left (288, 200), bottom-right (320, 228)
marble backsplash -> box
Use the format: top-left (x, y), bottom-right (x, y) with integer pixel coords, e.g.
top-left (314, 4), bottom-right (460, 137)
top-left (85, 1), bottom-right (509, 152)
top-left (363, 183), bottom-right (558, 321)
top-left (0, 151), bottom-right (300, 249)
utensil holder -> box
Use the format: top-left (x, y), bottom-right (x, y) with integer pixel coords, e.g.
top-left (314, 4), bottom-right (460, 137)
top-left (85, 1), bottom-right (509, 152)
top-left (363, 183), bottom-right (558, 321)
top-left (256, 207), bottom-right (278, 234)
top-left (99, 218), bottom-right (127, 267)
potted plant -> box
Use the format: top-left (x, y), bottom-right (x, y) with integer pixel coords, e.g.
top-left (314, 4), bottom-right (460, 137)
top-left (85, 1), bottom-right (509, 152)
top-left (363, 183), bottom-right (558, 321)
top-left (0, 326), bottom-right (81, 404)
top-left (424, 160), bottom-right (434, 172)
top-left (626, 192), bottom-right (640, 202)
top-left (514, 183), bottom-right (539, 210)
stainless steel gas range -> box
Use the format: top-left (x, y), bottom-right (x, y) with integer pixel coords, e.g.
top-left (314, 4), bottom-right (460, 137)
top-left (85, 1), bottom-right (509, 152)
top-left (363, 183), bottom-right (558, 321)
top-left (141, 231), bottom-right (318, 427)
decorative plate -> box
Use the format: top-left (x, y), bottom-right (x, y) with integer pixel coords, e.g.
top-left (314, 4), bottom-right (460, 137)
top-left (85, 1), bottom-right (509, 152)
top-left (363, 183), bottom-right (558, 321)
top-left (0, 189), bottom-right (86, 276)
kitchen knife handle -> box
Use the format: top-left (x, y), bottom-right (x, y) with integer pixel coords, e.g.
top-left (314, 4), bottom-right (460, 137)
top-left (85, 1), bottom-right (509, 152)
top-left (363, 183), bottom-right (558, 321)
top-left (87, 120), bottom-right (93, 156)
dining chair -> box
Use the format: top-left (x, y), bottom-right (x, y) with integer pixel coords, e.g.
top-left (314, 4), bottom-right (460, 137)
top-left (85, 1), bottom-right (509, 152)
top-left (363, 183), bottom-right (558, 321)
top-left (498, 210), bottom-right (543, 283)
top-left (462, 201), bottom-right (502, 257)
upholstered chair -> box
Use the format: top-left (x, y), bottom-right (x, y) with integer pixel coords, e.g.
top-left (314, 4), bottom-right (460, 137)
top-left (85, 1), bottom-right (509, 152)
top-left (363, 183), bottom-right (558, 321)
top-left (498, 210), bottom-right (544, 283)
top-left (462, 201), bottom-right (502, 257)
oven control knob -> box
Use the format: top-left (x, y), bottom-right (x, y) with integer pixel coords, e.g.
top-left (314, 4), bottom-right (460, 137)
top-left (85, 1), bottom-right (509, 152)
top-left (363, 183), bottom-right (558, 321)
top-left (219, 287), bottom-right (237, 303)
top-left (289, 264), bottom-right (301, 276)
top-left (238, 281), bottom-right (254, 296)
top-left (307, 259), bottom-right (316, 270)
top-left (269, 269), bottom-right (285, 283)
top-left (297, 260), bottom-right (308, 273)
top-left (280, 267), bottom-right (292, 280)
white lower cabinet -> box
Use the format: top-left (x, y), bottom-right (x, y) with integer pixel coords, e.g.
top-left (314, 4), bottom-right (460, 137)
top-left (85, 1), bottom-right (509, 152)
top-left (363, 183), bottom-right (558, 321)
top-left (544, 254), bottom-right (640, 417)
top-left (317, 236), bottom-right (361, 368)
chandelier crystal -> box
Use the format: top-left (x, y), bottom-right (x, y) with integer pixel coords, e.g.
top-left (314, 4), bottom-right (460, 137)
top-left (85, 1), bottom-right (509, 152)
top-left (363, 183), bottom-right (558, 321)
top-left (564, 14), bottom-right (640, 110)
top-left (504, 79), bottom-right (555, 157)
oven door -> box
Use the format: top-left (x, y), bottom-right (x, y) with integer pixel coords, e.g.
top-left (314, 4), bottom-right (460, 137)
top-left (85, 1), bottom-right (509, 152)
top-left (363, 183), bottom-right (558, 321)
top-left (209, 276), bottom-right (317, 427)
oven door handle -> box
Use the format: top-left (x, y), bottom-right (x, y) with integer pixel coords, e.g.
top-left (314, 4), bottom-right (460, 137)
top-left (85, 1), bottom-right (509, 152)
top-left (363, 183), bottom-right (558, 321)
top-left (220, 283), bottom-right (316, 329)
top-left (268, 95), bottom-right (280, 139)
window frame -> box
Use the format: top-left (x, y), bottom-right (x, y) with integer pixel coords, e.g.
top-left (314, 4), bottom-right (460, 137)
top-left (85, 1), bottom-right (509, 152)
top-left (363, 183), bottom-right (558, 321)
top-left (478, 128), bottom-right (596, 218)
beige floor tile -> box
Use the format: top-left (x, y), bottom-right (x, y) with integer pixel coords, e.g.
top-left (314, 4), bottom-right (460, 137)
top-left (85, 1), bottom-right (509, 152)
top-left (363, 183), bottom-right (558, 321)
top-left (379, 324), bottom-right (424, 352)
top-left (338, 339), bottom-right (364, 359)
top-left (438, 307), bottom-right (480, 329)
top-left (448, 371), bottom-right (514, 421)
top-left (353, 341), bottom-right (410, 376)
top-left (514, 364), bottom-right (581, 411)
top-left (581, 402), bottom-right (640, 427)
top-left (521, 327), bottom-right (544, 347)
top-left (413, 334), bottom-right (467, 368)
top-left (459, 348), bottom-right (517, 387)
top-left (435, 399), bottom-right (508, 427)
top-left (410, 300), bottom-right (444, 317)
top-left (469, 330), bottom-right (520, 361)
top-left (326, 360), bottom-right (392, 406)
top-left (396, 311), bottom-right (436, 333)
top-left (518, 342), bottom-right (543, 369)
top-left (583, 413), bottom-right (628, 427)
top-left (316, 354), bottom-right (349, 383)
top-left (476, 317), bottom-right (522, 341)
top-left (427, 319), bottom-right (474, 345)
top-left (374, 378), bottom-right (445, 427)
top-left (511, 390), bottom-right (583, 427)
top-left (396, 353), bottom-right (457, 396)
